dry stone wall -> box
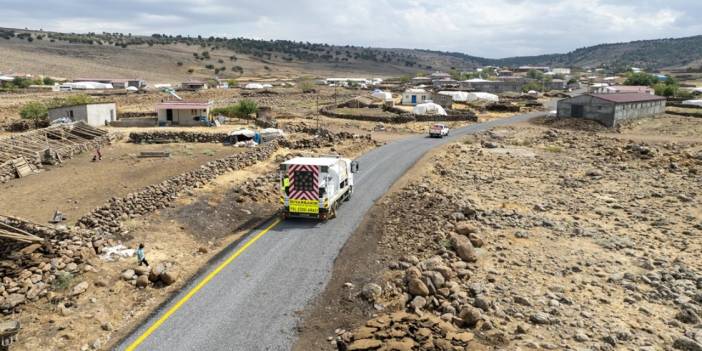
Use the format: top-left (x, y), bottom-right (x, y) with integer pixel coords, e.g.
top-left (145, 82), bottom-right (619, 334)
top-left (128, 131), bottom-right (229, 144)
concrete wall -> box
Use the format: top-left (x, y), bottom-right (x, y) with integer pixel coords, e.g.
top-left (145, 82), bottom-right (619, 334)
top-left (401, 92), bottom-right (431, 105)
top-left (48, 103), bottom-right (116, 127)
top-left (613, 100), bottom-right (665, 125)
top-left (157, 108), bottom-right (209, 126)
top-left (558, 95), bottom-right (665, 127)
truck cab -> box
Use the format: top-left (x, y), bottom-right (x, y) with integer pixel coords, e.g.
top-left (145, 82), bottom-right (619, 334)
top-left (280, 156), bottom-right (359, 220)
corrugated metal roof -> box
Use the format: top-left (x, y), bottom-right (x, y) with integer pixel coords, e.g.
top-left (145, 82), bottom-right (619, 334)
top-left (156, 101), bottom-right (210, 109)
top-left (589, 93), bottom-right (666, 103)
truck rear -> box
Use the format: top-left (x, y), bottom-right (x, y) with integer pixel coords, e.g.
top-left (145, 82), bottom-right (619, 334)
top-left (280, 156), bottom-right (358, 220)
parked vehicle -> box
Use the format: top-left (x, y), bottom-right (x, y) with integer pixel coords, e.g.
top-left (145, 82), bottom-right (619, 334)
top-left (280, 156), bottom-right (359, 220)
top-left (429, 124), bottom-right (450, 138)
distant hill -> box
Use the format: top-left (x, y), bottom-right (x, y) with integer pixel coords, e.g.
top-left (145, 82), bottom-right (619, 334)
top-left (492, 36), bottom-right (702, 70)
top-left (0, 28), bottom-right (700, 81)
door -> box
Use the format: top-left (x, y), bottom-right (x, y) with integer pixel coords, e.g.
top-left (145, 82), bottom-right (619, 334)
top-left (166, 109), bottom-right (173, 121)
top-left (571, 104), bottom-right (584, 118)
top-left (411, 95), bottom-right (417, 104)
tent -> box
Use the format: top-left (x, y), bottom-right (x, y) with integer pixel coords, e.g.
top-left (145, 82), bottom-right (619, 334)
top-left (466, 92), bottom-right (499, 103)
top-left (126, 86), bottom-right (139, 92)
top-left (438, 91), bottom-right (469, 102)
top-left (371, 89), bottom-right (393, 101)
top-left (412, 102), bottom-right (447, 116)
top-left (63, 82), bottom-right (113, 90)
top-left (262, 83), bottom-right (273, 88)
top-left (463, 78), bottom-right (491, 83)
top-left (244, 83), bottom-right (264, 89)
top-left (682, 100), bottom-right (702, 107)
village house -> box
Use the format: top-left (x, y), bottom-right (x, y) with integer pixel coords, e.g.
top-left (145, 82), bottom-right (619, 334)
top-left (557, 93), bottom-right (666, 127)
top-left (401, 88), bottom-right (431, 105)
top-left (410, 76), bottom-right (432, 85)
top-left (48, 103), bottom-right (117, 127)
top-left (430, 71), bottom-right (451, 80)
top-left (73, 78), bottom-right (146, 89)
top-left (602, 85), bottom-right (654, 95)
top-left (156, 101), bottom-right (212, 126)
top-left (180, 81), bottom-right (208, 91)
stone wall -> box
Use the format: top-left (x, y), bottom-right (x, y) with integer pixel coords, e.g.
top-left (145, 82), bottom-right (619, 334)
top-left (0, 215), bottom-right (97, 314)
top-left (110, 117), bottom-right (158, 128)
top-left (320, 105), bottom-right (477, 123)
top-left (129, 131), bottom-right (229, 144)
top-left (77, 141), bottom-right (280, 234)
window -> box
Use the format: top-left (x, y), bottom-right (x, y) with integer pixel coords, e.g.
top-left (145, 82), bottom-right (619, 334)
top-left (69, 110), bottom-right (74, 118)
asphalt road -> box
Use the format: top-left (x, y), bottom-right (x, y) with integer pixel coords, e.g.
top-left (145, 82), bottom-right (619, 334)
top-left (117, 111), bottom-right (544, 351)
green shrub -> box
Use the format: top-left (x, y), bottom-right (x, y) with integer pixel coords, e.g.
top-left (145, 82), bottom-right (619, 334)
top-left (211, 99), bottom-right (258, 119)
top-left (53, 272), bottom-right (73, 291)
top-left (299, 79), bottom-right (315, 93)
top-left (20, 101), bottom-right (48, 125)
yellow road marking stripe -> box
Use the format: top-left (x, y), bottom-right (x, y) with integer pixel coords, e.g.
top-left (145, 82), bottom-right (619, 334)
top-left (125, 218), bottom-right (282, 351)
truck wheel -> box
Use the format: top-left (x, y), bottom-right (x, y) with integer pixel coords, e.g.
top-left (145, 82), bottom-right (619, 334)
top-left (345, 187), bottom-right (352, 201)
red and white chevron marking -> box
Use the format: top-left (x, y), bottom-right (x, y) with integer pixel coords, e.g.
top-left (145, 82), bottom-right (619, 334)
top-left (287, 164), bottom-right (319, 200)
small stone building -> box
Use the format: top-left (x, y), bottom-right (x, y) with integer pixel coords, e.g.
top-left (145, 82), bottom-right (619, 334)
top-left (48, 103), bottom-right (117, 127)
top-left (401, 88), bottom-right (431, 105)
top-left (557, 93), bottom-right (666, 127)
top-left (156, 101), bottom-right (211, 126)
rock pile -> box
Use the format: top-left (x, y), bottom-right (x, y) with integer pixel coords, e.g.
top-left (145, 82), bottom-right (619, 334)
top-left (335, 124), bottom-right (702, 350)
top-left (0, 216), bottom-right (97, 314)
top-left (120, 262), bottom-right (179, 288)
top-left (77, 141), bottom-right (280, 236)
top-left (334, 311), bottom-right (476, 350)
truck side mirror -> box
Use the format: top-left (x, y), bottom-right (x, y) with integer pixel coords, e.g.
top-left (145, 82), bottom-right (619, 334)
top-left (351, 161), bottom-right (359, 173)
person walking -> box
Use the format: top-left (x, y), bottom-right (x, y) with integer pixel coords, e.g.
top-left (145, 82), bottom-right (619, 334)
top-left (136, 243), bottom-right (149, 266)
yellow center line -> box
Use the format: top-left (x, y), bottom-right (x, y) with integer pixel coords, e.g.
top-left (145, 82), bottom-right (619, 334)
top-left (125, 218), bottom-right (282, 351)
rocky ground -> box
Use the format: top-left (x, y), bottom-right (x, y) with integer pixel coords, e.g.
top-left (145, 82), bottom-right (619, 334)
top-left (0, 122), bottom-right (378, 350)
top-left (296, 116), bottom-right (702, 351)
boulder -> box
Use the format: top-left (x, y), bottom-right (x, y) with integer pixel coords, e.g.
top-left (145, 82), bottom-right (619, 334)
top-left (451, 235), bottom-right (477, 262)
top-left (160, 270), bottom-right (179, 286)
top-left (407, 278), bottom-right (430, 297)
top-left (149, 264), bottom-right (166, 282)
top-left (458, 306), bottom-right (482, 328)
top-left (136, 275), bottom-right (150, 288)
top-left (361, 283), bottom-right (382, 302)
top-left (121, 269), bottom-right (136, 281)
top-left (468, 233), bottom-right (484, 248)
top-left (71, 281), bottom-right (89, 296)
top-left (455, 222), bottom-right (478, 236)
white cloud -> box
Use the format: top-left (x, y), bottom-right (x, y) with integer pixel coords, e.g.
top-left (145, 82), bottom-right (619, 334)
top-left (0, 0), bottom-right (699, 57)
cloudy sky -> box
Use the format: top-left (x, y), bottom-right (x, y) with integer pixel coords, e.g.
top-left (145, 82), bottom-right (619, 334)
top-left (1, 0), bottom-right (700, 58)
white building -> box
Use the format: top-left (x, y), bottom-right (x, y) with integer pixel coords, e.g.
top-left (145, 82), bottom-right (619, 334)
top-left (552, 68), bottom-right (571, 75)
top-left (48, 103), bottom-right (117, 127)
top-left (156, 101), bottom-right (212, 126)
top-left (401, 88), bottom-right (430, 105)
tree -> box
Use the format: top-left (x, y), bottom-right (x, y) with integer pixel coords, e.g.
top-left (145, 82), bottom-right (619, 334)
top-left (12, 77), bottom-right (32, 89)
top-left (20, 101), bottom-right (48, 127)
top-left (63, 94), bottom-right (94, 106)
top-left (624, 72), bottom-right (657, 86)
top-left (235, 99), bottom-right (258, 118)
top-left (526, 69), bottom-right (544, 80)
top-left (399, 75), bottom-right (411, 84)
top-left (299, 79), bottom-right (315, 93)
top-left (653, 83), bottom-right (676, 97)
top-left (43, 77), bottom-right (55, 85)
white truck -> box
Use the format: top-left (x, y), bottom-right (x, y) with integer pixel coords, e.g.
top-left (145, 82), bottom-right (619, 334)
top-left (280, 156), bottom-right (359, 220)
top-left (429, 123), bottom-right (450, 138)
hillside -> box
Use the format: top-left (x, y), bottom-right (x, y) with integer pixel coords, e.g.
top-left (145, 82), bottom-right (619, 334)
top-left (0, 28), bottom-right (701, 81)
top-left (492, 35), bottom-right (702, 70)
